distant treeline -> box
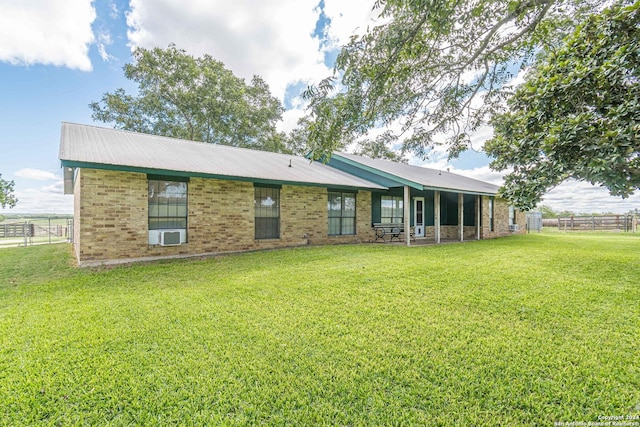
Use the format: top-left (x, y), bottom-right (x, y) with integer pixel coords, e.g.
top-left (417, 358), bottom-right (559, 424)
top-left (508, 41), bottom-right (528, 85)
top-left (0, 214), bottom-right (73, 223)
top-left (1, 214), bottom-right (73, 219)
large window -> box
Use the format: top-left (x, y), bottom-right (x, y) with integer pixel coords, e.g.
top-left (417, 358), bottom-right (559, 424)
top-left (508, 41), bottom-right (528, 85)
top-left (381, 196), bottom-right (403, 223)
top-left (509, 205), bottom-right (515, 225)
top-left (148, 178), bottom-right (188, 230)
top-left (328, 191), bottom-right (356, 235)
top-left (255, 186), bottom-right (280, 239)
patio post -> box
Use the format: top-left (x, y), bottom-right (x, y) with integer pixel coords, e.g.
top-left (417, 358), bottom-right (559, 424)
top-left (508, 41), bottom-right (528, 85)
top-left (458, 193), bottom-right (464, 242)
top-left (476, 195), bottom-right (481, 240)
top-left (434, 191), bottom-right (441, 243)
top-left (404, 185), bottom-right (411, 246)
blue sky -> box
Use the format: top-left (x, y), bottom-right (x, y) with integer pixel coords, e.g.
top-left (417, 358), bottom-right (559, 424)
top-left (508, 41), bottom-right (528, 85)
top-left (1, 0), bottom-right (638, 215)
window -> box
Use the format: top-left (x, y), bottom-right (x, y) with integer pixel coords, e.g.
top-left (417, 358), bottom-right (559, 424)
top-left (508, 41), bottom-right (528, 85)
top-left (328, 191), bottom-right (356, 235)
top-left (380, 196), bottom-right (403, 223)
top-left (509, 206), bottom-right (515, 226)
top-left (489, 197), bottom-right (495, 232)
top-left (148, 179), bottom-right (188, 231)
top-left (255, 186), bottom-right (280, 239)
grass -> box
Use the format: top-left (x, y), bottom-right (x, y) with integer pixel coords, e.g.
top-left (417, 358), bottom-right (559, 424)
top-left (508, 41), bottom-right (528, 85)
top-left (1, 233), bottom-right (639, 425)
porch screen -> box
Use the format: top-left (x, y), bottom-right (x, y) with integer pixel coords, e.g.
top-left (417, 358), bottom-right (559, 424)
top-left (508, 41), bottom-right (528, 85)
top-left (255, 186), bottom-right (280, 239)
top-left (328, 191), bottom-right (356, 235)
top-left (380, 196), bottom-right (403, 223)
top-left (148, 179), bottom-right (188, 230)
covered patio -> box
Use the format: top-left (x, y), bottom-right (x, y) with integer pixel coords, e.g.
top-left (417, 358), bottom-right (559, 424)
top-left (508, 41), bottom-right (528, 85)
top-left (326, 152), bottom-right (503, 246)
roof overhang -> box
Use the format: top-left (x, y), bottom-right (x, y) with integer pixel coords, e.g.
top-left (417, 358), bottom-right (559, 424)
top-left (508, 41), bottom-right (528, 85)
top-left (60, 160), bottom-right (386, 192)
top-left (327, 153), bottom-right (498, 196)
top-left (328, 154), bottom-right (423, 190)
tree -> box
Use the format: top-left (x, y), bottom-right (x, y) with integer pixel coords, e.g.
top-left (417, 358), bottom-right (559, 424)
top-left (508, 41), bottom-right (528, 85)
top-left (0, 174), bottom-right (17, 209)
top-left (304, 0), bottom-right (600, 161)
top-left (486, 2), bottom-right (640, 209)
top-left (91, 44), bottom-right (286, 152)
top-left (285, 116), bottom-right (407, 162)
top-left (352, 132), bottom-right (408, 163)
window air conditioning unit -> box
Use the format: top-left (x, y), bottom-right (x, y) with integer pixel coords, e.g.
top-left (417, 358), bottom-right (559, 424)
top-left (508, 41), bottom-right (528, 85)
top-left (509, 224), bottom-right (520, 232)
top-left (159, 230), bottom-right (182, 246)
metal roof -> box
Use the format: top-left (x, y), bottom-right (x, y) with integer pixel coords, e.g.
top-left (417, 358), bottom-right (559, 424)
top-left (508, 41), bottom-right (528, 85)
top-left (331, 152), bottom-right (500, 196)
top-left (59, 123), bottom-right (386, 191)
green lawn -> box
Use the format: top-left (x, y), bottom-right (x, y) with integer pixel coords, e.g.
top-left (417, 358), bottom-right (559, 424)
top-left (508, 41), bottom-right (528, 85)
top-left (1, 233), bottom-right (638, 426)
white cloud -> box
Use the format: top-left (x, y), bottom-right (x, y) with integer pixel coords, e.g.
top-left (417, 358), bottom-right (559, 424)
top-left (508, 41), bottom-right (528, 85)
top-left (323, 0), bottom-right (382, 47)
top-left (278, 108), bottom-right (306, 134)
top-left (15, 168), bottom-right (59, 181)
top-left (108, 0), bottom-right (119, 19)
top-left (0, 0), bottom-right (96, 71)
top-left (41, 181), bottom-right (65, 194)
top-left (126, 0), bottom-right (335, 102)
top-left (0, 186), bottom-right (73, 215)
top-left (542, 181), bottom-right (640, 214)
top-left (448, 165), bottom-right (505, 187)
top-left (96, 30), bottom-right (115, 62)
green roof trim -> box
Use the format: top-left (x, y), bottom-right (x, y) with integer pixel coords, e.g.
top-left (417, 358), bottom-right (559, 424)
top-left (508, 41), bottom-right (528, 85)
top-left (329, 152), bottom-right (500, 196)
top-left (329, 154), bottom-right (423, 190)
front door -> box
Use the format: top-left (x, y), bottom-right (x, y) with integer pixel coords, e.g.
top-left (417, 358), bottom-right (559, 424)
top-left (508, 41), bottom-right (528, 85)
top-left (414, 197), bottom-right (425, 237)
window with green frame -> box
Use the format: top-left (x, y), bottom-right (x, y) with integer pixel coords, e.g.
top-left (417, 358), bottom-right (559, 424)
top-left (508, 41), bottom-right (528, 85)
top-left (380, 195), bottom-right (403, 223)
top-left (148, 178), bottom-right (188, 231)
top-left (328, 191), bottom-right (356, 235)
top-left (254, 186), bottom-right (280, 239)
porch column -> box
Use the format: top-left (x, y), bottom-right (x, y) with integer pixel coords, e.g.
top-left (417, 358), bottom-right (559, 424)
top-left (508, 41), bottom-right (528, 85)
top-left (475, 195), bottom-right (481, 240)
top-left (434, 191), bottom-right (441, 243)
top-left (458, 193), bottom-right (464, 242)
top-left (404, 185), bottom-right (411, 246)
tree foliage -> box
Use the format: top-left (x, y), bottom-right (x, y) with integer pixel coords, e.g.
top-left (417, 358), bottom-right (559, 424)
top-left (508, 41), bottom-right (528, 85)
top-left (91, 45), bottom-right (286, 152)
top-left (486, 1), bottom-right (640, 209)
top-left (352, 132), bottom-right (408, 163)
top-left (304, 0), bottom-right (597, 161)
top-left (0, 174), bottom-right (17, 209)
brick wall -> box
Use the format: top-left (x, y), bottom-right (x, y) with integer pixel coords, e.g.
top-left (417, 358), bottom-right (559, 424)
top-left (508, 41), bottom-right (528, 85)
top-left (74, 169), bottom-right (148, 263)
top-left (481, 197), bottom-right (526, 238)
top-left (74, 169), bottom-right (374, 265)
top-left (73, 168), bottom-right (524, 265)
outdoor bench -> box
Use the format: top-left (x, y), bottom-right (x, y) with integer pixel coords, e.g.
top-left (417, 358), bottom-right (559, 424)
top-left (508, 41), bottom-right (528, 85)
top-left (372, 223), bottom-right (415, 242)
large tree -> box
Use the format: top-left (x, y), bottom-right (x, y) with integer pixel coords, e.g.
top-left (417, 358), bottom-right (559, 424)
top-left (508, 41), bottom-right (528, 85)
top-left (0, 174), bottom-right (17, 209)
top-left (304, 0), bottom-right (599, 161)
top-left (91, 45), bottom-right (286, 152)
top-left (486, 2), bottom-right (640, 209)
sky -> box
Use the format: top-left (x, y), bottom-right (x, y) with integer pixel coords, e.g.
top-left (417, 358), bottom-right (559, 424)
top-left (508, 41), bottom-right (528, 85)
top-left (1, 0), bottom-right (638, 216)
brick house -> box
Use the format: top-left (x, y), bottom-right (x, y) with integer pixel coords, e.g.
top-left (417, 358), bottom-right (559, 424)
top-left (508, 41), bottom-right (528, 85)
top-left (60, 123), bottom-right (525, 266)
